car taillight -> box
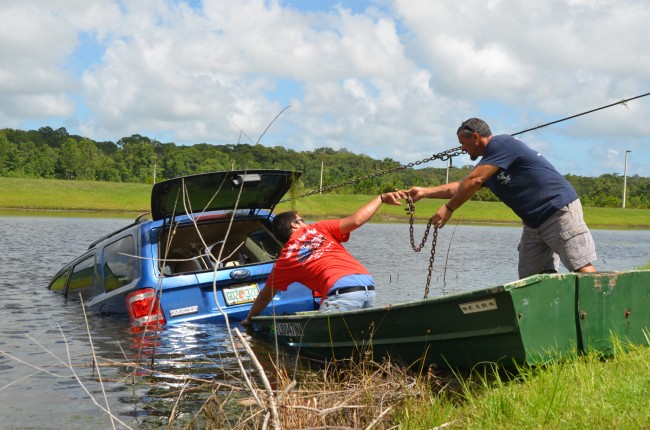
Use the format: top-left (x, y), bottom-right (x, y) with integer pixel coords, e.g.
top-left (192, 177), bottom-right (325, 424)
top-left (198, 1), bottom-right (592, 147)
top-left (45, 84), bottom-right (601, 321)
top-left (126, 288), bottom-right (166, 326)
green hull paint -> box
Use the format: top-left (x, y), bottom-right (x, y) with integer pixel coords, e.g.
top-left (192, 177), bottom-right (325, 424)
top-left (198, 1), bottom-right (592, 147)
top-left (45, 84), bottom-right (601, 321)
top-left (253, 270), bottom-right (650, 368)
top-left (578, 271), bottom-right (650, 354)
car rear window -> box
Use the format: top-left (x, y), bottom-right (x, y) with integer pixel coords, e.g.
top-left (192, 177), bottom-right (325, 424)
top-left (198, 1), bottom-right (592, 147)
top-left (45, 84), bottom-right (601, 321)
top-left (159, 219), bottom-right (283, 276)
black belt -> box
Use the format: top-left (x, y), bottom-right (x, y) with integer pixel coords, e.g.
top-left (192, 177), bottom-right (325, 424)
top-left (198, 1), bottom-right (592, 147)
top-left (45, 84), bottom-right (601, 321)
top-left (327, 285), bottom-right (375, 296)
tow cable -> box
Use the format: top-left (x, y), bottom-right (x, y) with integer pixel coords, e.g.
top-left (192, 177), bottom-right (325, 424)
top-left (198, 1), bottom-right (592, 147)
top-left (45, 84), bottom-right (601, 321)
top-left (406, 196), bottom-right (438, 299)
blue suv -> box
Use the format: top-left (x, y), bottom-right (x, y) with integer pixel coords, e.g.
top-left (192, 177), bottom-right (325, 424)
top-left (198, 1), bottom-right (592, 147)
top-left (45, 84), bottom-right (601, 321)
top-left (48, 170), bottom-right (317, 326)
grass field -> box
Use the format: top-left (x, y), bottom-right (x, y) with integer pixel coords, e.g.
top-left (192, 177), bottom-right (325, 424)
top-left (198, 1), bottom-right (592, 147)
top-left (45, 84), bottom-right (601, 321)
top-left (1, 177), bottom-right (648, 228)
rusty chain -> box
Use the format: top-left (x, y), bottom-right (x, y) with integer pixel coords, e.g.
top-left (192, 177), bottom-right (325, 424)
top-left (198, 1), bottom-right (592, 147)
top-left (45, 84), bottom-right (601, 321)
top-left (280, 146), bottom-right (465, 203)
top-left (406, 196), bottom-right (439, 300)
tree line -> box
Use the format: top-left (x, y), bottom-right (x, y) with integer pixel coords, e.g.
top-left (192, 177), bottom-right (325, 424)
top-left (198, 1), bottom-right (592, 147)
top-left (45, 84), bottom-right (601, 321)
top-left (1, 126), bottom-right (648, 209)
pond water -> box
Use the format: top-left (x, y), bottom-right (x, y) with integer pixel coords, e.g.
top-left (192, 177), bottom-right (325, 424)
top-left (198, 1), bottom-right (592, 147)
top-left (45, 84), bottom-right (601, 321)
top-left (1, 214), bottom-right (649, 428)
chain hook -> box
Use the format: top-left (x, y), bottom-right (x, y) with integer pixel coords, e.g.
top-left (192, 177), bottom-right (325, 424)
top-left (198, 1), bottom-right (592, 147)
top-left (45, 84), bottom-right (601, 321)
top-left (405, 195), bottom-right (415, 215)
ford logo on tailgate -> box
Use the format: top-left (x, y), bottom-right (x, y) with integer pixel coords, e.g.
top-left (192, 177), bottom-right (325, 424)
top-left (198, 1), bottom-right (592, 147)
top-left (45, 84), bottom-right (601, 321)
top-left (230, 269), bottom-right (251, 280)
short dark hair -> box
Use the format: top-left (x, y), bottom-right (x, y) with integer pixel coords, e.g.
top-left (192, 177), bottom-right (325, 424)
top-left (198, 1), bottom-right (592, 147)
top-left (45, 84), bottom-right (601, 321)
top-left (457, 118), bottom-right (491, 137)
top-left (272, 211), bottom-right (299, 244)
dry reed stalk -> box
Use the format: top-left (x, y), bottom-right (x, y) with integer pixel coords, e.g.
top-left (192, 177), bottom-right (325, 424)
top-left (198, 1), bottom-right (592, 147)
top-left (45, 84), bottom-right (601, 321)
top-left (165, 174), bottom-right (271, 428)
top-left (167, 380), bottom-right (190, 429)
top-left (57, 324), bottom-right (134, 429)
top-left (204, 338), bottom-right (449, 430)
top-left (234, 327), bottom-right (281, 429)
top-left (118, 175), bottom-right (265, 430)
top-left (80, 294), bottom-right (116, 429)
top-left (0, 369), bottom-right (47, 391)
top-left (177, 175), bottom-right (266, 404)
top-left (22, 331), bottom-right (133, 430)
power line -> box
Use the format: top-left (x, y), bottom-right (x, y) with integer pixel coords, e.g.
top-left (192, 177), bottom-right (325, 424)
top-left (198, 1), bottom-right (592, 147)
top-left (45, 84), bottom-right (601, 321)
top-left (511, 92), bottom-right (650, 136)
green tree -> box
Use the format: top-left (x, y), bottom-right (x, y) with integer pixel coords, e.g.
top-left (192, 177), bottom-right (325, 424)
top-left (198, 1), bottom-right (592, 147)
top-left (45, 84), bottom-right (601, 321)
top-left (116, 135), bottom-right (157, 182)
top-left (0, 132), bottom-right (19, 176)
top-left (57, 138), bottom-right (100, 179)
top-left (23, 143), bottom-right (58, 178)
top-left (36, 126), bottom-right (69, 148)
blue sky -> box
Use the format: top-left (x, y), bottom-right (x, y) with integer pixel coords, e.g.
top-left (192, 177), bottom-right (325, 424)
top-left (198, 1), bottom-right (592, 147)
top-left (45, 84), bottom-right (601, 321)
top-left (1, 0), bottom-right (649, 178)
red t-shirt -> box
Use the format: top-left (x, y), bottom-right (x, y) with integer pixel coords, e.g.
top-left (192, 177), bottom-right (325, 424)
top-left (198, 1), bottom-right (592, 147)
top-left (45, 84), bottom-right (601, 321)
top-left (266, 219), bottom-right (370, 297)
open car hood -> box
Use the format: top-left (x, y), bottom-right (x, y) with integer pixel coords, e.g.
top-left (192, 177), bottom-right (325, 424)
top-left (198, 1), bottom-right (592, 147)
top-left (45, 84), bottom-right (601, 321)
top-left (151, 170), bottom-right (302, 221)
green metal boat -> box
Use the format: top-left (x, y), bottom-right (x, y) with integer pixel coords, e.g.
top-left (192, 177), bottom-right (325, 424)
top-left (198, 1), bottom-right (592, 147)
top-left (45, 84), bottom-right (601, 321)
top-left (252, 270), bottom-right (650, 368)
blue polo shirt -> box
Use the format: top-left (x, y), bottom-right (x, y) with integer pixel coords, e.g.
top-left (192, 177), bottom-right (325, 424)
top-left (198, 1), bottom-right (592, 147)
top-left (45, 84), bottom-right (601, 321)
top-left (478, 134), bottom-right (578, 228)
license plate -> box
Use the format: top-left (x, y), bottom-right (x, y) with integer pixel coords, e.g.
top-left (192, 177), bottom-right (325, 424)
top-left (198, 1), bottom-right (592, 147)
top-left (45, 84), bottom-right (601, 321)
top-left (223, 284), bottom-right (259, 306)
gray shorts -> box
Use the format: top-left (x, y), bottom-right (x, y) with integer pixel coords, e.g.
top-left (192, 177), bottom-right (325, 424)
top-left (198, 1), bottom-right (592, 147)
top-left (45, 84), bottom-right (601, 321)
top-left (518, 199), bottom-right (597, 278)
top-left (319, 289), bottom-right (375, 312)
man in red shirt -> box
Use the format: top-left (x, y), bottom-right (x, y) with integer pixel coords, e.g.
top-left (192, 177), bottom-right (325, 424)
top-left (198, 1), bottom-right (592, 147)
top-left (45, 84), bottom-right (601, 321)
top-left (243, 191), bottom-right (404, 323)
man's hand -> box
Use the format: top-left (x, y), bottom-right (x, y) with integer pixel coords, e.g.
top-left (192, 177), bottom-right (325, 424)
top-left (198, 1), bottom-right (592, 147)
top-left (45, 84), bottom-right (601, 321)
top-left (430, 203), bottom-right (455, 229)
top-left (402, 187), bottom-right (426, 203)
top-left (380, 190), bottom-right (407, 205)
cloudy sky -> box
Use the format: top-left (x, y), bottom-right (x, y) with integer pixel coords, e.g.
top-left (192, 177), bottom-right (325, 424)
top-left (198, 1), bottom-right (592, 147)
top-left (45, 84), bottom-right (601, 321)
top-left (2, 0), bottom-right (649, 178)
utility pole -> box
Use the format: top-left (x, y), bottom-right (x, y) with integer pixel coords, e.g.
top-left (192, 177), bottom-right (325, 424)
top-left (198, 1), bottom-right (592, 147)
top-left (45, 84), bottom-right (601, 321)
top-left (319, 160), bottom-right (323, 194)
top-left (622, 150), bottom-right (631, 208)
top-left (446, 157), bottom-right (453, 184)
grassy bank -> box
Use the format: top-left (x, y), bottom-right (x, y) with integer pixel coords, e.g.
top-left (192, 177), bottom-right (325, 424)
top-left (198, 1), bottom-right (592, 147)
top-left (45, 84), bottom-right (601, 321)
top-left (396, 341), bottom-right (650, 429)
top-left (0, 177), bottom-right (150, 213)
top-left (1, 177), bottom-right (648, 228)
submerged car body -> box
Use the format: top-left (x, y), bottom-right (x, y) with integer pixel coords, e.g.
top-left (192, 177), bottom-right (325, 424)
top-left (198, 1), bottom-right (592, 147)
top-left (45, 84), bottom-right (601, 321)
top-left (48, 170), bottom-right (317, 325)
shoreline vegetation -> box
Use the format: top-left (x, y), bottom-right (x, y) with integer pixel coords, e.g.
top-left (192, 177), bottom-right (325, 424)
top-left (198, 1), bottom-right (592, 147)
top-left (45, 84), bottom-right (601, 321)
top-left (1, 177), bottom-right (649, 228)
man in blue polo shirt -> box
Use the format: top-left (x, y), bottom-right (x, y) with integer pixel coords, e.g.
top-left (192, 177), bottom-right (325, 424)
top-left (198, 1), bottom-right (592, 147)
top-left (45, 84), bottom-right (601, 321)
top-left (403, 117), bottom-right (597, 278)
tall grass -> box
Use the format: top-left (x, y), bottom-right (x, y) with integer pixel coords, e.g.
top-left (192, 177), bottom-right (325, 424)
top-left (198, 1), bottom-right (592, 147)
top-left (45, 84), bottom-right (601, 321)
top-left (397, 339), bottom-right (650, 429)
